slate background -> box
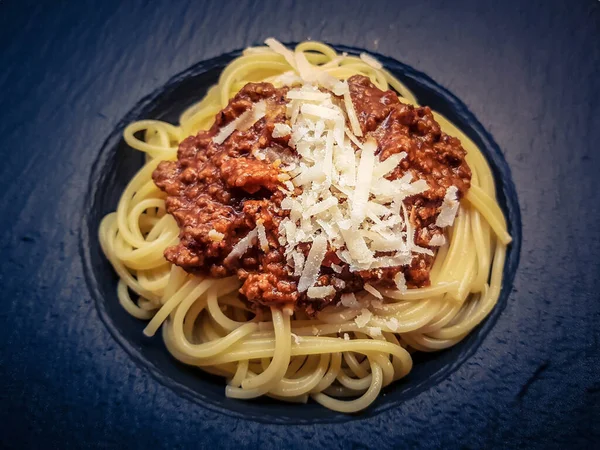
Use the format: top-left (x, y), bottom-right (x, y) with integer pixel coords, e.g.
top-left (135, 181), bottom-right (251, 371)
top-left (0, 0), bottom-right (599, 448)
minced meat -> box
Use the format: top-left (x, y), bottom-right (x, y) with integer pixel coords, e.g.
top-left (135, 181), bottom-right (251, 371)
top-left (152, 75), bottom-right (471, 312)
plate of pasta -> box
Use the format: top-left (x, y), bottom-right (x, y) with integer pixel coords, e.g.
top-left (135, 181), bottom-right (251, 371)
top-left (3, 0), bottom-right (599, 446)
top-left (85, 39), bottom-right (520, 417)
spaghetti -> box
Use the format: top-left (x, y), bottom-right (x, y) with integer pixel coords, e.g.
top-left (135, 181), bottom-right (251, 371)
top-left (99, 39), bottom-right (511, 413)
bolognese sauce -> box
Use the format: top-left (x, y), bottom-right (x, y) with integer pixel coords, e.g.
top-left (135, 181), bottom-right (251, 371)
top-left (152, 75), bottom-right (471, 312)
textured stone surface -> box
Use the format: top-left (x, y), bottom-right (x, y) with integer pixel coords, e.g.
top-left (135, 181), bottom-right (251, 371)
top-left (0, 0), bottom-right (599, 448)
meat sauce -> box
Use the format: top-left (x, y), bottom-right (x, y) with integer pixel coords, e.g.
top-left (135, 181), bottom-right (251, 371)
top-left (152, 75), bottom-right (471, 313)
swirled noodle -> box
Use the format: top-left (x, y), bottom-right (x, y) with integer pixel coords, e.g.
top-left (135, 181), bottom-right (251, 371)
top-left (98, 40), bottom-right (511, 413)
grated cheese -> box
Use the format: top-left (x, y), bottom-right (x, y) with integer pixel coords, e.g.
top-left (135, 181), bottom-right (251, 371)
top-left (303, 196), bottom-right (338, 218)
top-left (411, 245), bottom-right (434, 256)
top-left (213, 101), bottom-right (266, 145)
top-left (367, 236), bottom-right (405, 253)
top-left (354, 308), bottom-right (372, 328)
top-left (350, 138), bottom-right (377, 225)
top-left (300, 103), bottom-right (343, 121)
top-left (339, 227), bottom-right (373, 264)
top-left (225, 228), bottom-right (258, 263)
top-left (291, 250), bottom-right (305, 277)
top-left (343, 86), bottom-right (363, 137)
top-left (345, 127), bottom-right (364, 150)
top-left (340, 292), bottom-right (360, 308)
top-left (401, 202), bottom-right (415, 253)
top-left (256, 220), bottom-right (269, 252)
top-left (286, 90), bottom-right (331, 102)
top-left (332, 278), bottom-right (346, 290)
top-left (436, 186), bottom-right (460, 227)
top-left (372, 152), bottom-right (407, 178)
top-left (364, 283), bottom-right (383, 299)
top-left (272, 123), bottom-right (292, 138)
top-left (367, 326), bottom-right (382, 337)
top-left (284, 180), bottom-right (295, 192)
top-left (316, 218), bottom-right (340, 241)
top-left (264, 38), bottom-right (297, 69)
top-left (429, 233), bottom-right (446, 247)
top-left (370, 253), bottom-right (412, 269)
top-left (393, 272), bottom-right (407, 293)
top-left (236, 41), bottom-right (457, 302)
top-left (208, 229), bottom-right (224, 242)
top-left (316, 71), bottom-right (348, 96)
top-left (307, 285), bottom-right (335, 299)
top-left (275, 71), bottom-right (303, 87)
top-left (297, 235), bottom-right (328, 292)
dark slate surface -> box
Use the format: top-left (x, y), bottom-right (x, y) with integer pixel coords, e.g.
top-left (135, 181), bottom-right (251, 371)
top-left (1, 0), bottom-right (599, 448)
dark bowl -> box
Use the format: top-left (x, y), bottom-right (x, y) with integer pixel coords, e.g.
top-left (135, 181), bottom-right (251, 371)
top-left (80, 45), bottom-right (522, 424)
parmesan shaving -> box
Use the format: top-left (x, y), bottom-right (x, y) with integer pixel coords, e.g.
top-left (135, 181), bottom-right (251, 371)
top-left (332, 278), bottom-right (346, 290)
top-left (213, 101), bottom-right (266, 144)
top-left (354, 308), bottom-right (372, 328)
top-left (316, 71), bottom-right (348, 96)
top-left (367, 326), bottom-right (382, 337)
top-left (429, 234), bottom-right (446, 247)
top-left (436, 186), bottom-right (460, 227)
top-left (292, 250), bottom-right (306, 277)
top-left (339, 227), bottom-right (373, 264)
top-left (208, 229), bottom-right (224, 242)
top-left (411, 245), bottom-right (434, 256)
top-left (264, 38), bottom-right (297, 69)
top-left (373, 152), bottom-right (407, 178)
top-left (297, 235), bottom-right (327, 292)
top-left (402, 179), bottom-right (430, 197)
top-left (345, 128), bottom-right (364, 150)
top-left (307, 285), bottom-right (335, 299)
top-left (350, 138), bottom-right (377, 225)
top-left (364, 283), bottom-right (383, 299)
top-left (286, 90), bottom-right (331, 101)
top-left (246, 44), bottom-right (445, 297)
top-left (256, 221), bottom-right (269, 252)
top-left (343, 86), bottom-right (363, 137)
top-left (225, 228), bottom-right (258, 263)
top-left (303, 196), bottom-right (338, 218)
top-left (294, 50), bottom-right (317, 82)
top-left (301, 103), bottom-right (342, 121)
top-left (331, 263), bottom-right (342, 274)
top-left (367, 236), bottom-right (405, 253)
top-left (401, 202), bottom-right (415, 253)
top-left (275, 71), bottom-right (303, 87)
top-left (340, 293), bottom-right (360, 309)
top-left (272, 123), bottom-right (291, 138)
top-left (393, 272), bottom-right (407, 293)
top-left (370, 253), bottom-right (412, 269)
